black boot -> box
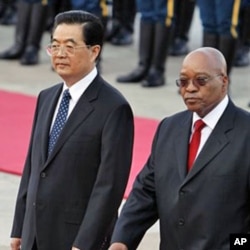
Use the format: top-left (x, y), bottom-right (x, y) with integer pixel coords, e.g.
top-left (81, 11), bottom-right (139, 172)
top-left (202, 32), bottom-right (218, 48)
top-left (233, 44), bottom-right (250, 67)
top-left (0, 1), bottom-right (6, 18)
top-left (111, 27), bottom-right (133, 46)
top-left (116, 20), bottom-right (154, 83)
top-left (234, 5), bottom-right (250, 67)
top-left (20, 2), bottom-right (48, 65)
top-left (20, 45), bottom-right (39, 65)
top-left (142, 23), bottom-right (173, 87)
top-left (241, 5), bottom-right (250, 48)
top-left (0, 1), bottom-right (31, 59)
top-left (218, 35), bottom-right (237, 75)
top-left (0, 0), bottom-right (17, 25)
top-left (169, 38), bottom-right (189, 56)
top-left (110, 0), bottom-right (136, 46)
top-left (45, 0), bottom-right (71, 32)
top-left (170, 0), bottom-right (195, 56)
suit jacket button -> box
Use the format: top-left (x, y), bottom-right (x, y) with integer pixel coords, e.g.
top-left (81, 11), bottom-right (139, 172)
top-left (179, 190), bottom-right (185, 196)
top-left (40, 172), bottom-right (46, 178)
top-left (178, 218), bottom-right (185, 226)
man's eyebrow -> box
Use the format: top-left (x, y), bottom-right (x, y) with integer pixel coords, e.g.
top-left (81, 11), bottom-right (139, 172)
top-left (51, 38), bottom-right (77, 44)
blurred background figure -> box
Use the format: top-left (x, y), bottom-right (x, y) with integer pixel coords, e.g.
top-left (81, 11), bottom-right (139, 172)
top-left (45, 0), bottom-right (71, 33)
top-left (238, 1), bottom-right (250, 107)
top-left (169, 0), bottom-right (196, 56)
top-left (233, 1), bottom-right (250, 67)
top-left (116, 0), bottom-right (175, 87)
top-left (70, 0), bottom-right (108, 28)
top-left (0, 0), bottom-right (49, 65)
top-left (0, 0), bottom-right (17, 25)
top-left (106, 0), bottom-right (136, 46)
top-left (196, 0), bottom-right (241, 77)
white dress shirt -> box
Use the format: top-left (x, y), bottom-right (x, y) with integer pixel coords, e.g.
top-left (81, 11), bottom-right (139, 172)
top-left (50, 67), bottom-right (97, 130)
top-left (191, 95), bottom-right (229, 159)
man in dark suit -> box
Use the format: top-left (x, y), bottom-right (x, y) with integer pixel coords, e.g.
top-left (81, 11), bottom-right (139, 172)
top-left (109, 47), bottom-right (250, 250)
top-left (10, 10), bottom-right (134, 250)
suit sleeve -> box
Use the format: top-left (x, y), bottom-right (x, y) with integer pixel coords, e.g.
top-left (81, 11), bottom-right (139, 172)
top-left (73, 103), bottom-right (134, 249)
top-left (10, 95), bottom-right (41, 237)
top-left (110, 122), bottom-right (164, 250)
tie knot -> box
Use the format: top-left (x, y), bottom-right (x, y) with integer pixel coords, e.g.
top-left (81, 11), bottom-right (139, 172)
top-left (194, 119), bottom-right (206, 132)
top-left (63, 89), bottom-right (71, 100)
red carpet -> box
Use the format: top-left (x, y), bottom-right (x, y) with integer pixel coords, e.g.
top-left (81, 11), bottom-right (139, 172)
top-left (0, 90), bottom-right (158, 198)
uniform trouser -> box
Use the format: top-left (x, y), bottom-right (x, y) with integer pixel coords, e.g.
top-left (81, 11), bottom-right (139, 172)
top-left (112, 0), bottom-right (136, 33)
top-left (70, 0), bottom-right (108, 19)
top-left (136, 0), bottom-right (174, 24)
top-left (197, 0), bottom-right (242, 75)
top-left (173, 0), bottom-right (196, 41)
top-left (239, 0), bottom-right (250, 45)
top-left (197, 0), bottom-right (241, 38)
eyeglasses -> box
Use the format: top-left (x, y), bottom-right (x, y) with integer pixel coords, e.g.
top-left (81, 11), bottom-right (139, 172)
top-left (46, 44), bottom-right (90, 56)
top-left (176, 74), bottom-right (222, 88)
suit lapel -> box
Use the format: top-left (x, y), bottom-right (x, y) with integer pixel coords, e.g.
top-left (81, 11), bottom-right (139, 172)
top-left (175, 112), bottom-right (193, 180)
top-left (184, 101), bottom-right (236, 183)
top-left (44, 76), bottom-right (102, 168)
top-left (38, 84), bottom-right (63, 164)
top-left (45, 95), bottom-right (94, 164)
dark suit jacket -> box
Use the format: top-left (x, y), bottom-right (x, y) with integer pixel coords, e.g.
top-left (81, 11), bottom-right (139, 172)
top-left (11, 75), bottom-right (134, 250)
top-left (111, 100), bottom-right (250, 250)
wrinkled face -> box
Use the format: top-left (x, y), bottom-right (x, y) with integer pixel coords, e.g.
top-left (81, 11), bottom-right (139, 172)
top-left (178, 52), bottom-right (228, 117)
top-left (50, 23), bottom-right (100, 86)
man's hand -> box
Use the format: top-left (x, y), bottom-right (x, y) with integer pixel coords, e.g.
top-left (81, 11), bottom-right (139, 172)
top-left (109, 242), bottom-right (128, 250)
top-left (72, 247), bottom-right (80, 250)
top-left (10, 238), bottom-right (21, 250)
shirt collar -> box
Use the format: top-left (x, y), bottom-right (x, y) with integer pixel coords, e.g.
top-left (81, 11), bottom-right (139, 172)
top-left (192, 95), bottom-right (229, 130)
top-left (62, 67), bottom-right (97, 102)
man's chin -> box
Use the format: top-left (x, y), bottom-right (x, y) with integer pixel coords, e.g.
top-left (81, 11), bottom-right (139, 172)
top-left (185, 100), bottom-right (200, 110)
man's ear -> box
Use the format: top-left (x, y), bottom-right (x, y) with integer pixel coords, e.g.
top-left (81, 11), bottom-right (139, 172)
top-left (90, 45), bottom-right (101, 63)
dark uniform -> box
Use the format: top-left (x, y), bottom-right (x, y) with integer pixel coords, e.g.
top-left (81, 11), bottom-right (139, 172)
top-left (234, 0), bottom-right (250, 67)
top-left (117, 0), bottom-right (175, 87)
top-left (70, 0), bottom-right (108, 26)
top-left (169, 0), bottom-right (196, 56)
top-left (197, 0), bottom-right (242, 75)
top-left (107, 0), bottom-right (136, 46)
top-left (0, 0), bottom-right (17, 25)
top-left (0, 0), bottom-right (50, 65)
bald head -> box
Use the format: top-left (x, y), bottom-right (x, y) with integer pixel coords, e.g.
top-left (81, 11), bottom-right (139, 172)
top-left (178, 47), bottom-right (229, 117)
top-left (183, 47), bottom-right (227, 76)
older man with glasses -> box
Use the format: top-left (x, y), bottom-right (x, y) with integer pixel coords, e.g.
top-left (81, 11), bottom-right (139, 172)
top-left (109, 47), bottom-right (250, 250)
top-left (10, 10), bottom-right (134, 250)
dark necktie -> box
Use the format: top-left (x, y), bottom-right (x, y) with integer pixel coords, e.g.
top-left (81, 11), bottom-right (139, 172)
top-left (48, 89), bottom-right (71, 155)
top-left (187, 119), bottom-right (206, 171)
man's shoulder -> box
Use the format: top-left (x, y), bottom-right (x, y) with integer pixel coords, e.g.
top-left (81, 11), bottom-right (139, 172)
top-left (226, 100), bottom-right (250, 123)
top-left (161, 110), bottom-right (191, 125)
top-left (95, 75), bottom-right (131, 104)
top-left (155, 110), bottom-right (191, 135)
top-left (38, 82), bottom-right (63, 96)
